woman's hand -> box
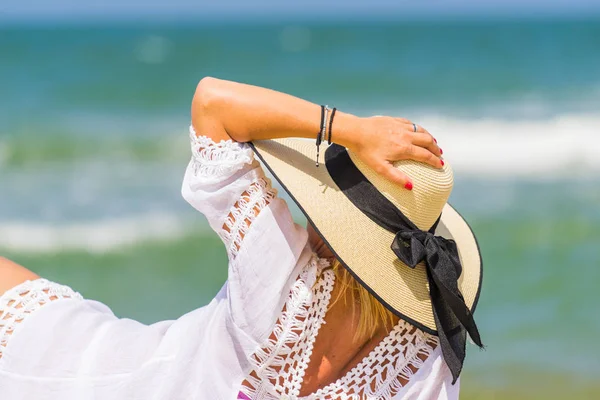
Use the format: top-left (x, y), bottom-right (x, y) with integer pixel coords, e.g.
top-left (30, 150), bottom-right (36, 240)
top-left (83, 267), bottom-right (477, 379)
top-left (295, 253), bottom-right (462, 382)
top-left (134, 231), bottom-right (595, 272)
top-left (345, 116), bottom-right (443, 189)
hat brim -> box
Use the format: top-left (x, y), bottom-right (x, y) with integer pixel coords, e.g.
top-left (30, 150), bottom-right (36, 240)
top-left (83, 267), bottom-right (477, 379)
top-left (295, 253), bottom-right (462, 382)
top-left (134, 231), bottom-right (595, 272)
top-left (251, 138), bottom-right (483, 334)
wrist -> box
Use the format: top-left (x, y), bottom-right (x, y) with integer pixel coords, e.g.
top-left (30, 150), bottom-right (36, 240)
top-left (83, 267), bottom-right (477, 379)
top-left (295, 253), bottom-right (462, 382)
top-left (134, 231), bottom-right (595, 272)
top-left (330, 111), bottom-right (363, 151)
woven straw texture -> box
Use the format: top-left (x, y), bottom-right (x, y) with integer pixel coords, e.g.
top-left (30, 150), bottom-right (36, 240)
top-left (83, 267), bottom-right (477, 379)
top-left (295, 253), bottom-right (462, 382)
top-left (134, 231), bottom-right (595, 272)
top-left (252, 138), bottom-right (481, 332)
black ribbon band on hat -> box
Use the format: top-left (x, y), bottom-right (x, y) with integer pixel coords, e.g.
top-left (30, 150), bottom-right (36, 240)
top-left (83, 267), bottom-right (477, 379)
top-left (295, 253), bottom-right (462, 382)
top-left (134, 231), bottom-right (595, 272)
top-left (324, 144), bottom-right (483, 384)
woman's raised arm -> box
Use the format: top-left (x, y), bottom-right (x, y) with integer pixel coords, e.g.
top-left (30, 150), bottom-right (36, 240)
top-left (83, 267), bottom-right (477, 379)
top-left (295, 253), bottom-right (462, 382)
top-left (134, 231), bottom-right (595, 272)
top-left (191, 77), bottom-right (443, 189)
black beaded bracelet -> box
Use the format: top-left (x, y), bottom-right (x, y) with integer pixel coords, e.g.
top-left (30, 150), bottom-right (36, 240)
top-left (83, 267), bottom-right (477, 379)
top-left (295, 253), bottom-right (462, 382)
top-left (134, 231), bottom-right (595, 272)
top-left (315, 105), bottom-right (328, 167)
top-left (327, 107), bottom-right (337, 145)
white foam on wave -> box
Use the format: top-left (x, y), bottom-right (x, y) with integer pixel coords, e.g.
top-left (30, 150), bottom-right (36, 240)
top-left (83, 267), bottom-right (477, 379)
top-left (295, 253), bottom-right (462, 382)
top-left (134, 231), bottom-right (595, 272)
top-left (0, 213), bottom-right (201, 254)
top-left (407, 113), bottom-right (600, 179)
top-left (3, 110), bottom-right (599, 179)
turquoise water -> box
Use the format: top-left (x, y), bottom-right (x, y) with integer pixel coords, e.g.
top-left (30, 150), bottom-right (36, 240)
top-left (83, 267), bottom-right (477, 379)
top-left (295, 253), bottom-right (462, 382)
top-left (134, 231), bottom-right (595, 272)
top-left (1, 19), bottom-right (600, 397)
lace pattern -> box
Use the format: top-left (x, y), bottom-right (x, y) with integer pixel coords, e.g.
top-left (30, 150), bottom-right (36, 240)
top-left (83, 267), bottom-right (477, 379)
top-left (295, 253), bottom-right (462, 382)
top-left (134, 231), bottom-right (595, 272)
top-left (221, 177), bottom-right (277, 259)
top-left (310, 322), bottom-right (438, 399)
top-left (0, 279), bottom-right (82, 360)
top-left (189, 126), bottom-right (254, 179)
top-left (189, 128), bottom-right (277, 260)
top-left (240, 256), bottom-right (332, 398)
top-left (239, 257), bottom-right (438, 400)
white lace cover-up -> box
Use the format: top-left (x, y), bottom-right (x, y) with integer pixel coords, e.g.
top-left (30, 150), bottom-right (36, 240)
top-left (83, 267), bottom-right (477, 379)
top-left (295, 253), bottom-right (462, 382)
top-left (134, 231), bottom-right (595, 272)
top-left (0, 127), bottom-right (459, 400)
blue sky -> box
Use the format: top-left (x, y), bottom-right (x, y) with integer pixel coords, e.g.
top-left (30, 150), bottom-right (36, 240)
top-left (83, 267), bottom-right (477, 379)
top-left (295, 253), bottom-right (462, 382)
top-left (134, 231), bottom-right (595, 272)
top-left (2, 0), bottom-right (600, 21)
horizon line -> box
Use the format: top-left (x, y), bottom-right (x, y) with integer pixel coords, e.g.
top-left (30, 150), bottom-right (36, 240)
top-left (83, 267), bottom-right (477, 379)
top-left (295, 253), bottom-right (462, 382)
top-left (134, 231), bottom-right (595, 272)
top-left (1, 11), bottom-right (600, 25)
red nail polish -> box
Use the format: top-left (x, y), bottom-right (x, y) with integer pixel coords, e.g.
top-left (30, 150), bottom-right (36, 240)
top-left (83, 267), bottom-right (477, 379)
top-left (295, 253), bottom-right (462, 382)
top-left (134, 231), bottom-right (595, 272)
top-left (440, 148), bottom-right (443, 155)
top-left (434, 138), bottom-right (437, 143)
top-left (404, 182), bottom-right (413, 190)
top-left (441, 160), bottom-right (445, 166)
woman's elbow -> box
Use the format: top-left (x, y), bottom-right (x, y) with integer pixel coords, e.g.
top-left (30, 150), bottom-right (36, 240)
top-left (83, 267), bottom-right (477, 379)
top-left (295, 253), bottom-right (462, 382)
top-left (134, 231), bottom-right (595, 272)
top-left (191, 77), bottom-right (233, 141)
top-left (193, 76), bottom-right (223, 115)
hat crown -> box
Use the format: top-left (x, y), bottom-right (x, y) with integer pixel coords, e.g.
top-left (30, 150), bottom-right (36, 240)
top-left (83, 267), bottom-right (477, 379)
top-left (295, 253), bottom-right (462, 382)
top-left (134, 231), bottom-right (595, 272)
top-left (348, 153), bottom-right (454, 231)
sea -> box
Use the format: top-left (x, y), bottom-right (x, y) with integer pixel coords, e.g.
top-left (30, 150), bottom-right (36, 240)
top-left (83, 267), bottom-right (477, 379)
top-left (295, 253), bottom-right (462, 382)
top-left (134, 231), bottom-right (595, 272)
top-left (1, 18), bottom-right (599, 399)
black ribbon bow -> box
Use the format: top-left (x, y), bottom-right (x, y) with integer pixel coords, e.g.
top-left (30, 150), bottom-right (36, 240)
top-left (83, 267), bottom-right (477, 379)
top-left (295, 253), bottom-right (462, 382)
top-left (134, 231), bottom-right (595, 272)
top-left (324, 144), bottom-right (483, 383)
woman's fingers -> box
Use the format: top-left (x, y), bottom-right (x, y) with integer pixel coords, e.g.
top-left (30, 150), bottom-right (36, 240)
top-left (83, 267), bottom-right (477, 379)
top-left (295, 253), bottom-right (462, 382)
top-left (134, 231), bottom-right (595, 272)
top-left (405, 145), bottom-right (444, 169)
top-left (358, 116), bottom-right (445, 188)
top-left (398, 119), bottom-right (428, 134)
top-left (393, 118), bottom-right (441, 158)
top-left (377, 162), bottom-right (413, 189)
top-left (413, 123), bottom-right (428, 134)
top-left (399, 119), bottom-right (437, 141)
top-left (410, 131), bottom-right (442, 157)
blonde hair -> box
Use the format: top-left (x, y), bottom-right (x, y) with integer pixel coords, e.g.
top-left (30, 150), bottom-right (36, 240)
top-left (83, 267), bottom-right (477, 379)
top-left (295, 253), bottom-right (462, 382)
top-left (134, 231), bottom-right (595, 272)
top-left (324, 259), bottom-right (396, 341)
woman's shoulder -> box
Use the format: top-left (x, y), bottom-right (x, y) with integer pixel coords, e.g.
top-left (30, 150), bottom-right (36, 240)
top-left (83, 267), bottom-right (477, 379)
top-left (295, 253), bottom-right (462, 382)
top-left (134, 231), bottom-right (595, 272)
top-left (0, 275), bottom-right (85, 364)
top-left (0, 257), bottom-right (40, 298)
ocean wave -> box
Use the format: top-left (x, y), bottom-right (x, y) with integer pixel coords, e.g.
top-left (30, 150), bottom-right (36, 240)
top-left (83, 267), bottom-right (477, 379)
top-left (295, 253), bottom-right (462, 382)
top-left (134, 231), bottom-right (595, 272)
top-left (1, 113), bottom-right (599, 178)
top-left (0, 213), bottom-right (202, 253)
top-left (403, 113), bottom-right (600, 178)
top-left (0, 134), bottom-right (186, 167)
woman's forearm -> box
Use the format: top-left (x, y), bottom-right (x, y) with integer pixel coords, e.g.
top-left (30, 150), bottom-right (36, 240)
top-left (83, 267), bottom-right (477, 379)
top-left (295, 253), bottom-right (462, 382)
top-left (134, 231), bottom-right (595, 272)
top-left (191, 77), bottom-right (443, 187)
top-left (191, 77), bottom-right (362, 150)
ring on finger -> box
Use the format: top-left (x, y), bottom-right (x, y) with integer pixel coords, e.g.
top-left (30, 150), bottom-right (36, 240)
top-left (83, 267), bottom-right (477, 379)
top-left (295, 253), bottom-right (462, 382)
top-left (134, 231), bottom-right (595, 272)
top-left (412, 123), bottom-right (418, 132)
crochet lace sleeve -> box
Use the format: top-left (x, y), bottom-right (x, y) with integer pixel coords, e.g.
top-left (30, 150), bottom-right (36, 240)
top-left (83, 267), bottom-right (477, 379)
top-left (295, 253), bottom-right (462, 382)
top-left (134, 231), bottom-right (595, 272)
top-left (186, 126), bottom-right (255, 183)
top-left (183, 125), bottom-right (309, 343)
top-left (182, 126), bottom-right (277, 260)
top-left (0, 279), bottom-right (83, 360)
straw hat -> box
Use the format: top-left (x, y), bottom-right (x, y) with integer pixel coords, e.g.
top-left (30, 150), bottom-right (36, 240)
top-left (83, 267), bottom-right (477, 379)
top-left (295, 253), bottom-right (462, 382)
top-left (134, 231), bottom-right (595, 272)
top-left (250, 138), bottom-right (483, 335)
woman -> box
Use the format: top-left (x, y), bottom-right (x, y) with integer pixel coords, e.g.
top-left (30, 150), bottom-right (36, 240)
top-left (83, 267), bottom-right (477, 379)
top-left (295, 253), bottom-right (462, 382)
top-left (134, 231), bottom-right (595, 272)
top-left (0, 78), bottom-right (483, 399)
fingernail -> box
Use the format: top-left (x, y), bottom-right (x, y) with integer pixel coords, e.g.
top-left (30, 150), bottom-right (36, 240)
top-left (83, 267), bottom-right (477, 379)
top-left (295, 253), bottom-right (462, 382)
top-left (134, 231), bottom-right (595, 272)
top-left (440, 160), bottom-right (445, 166)
top-left (440, 148), bottom-right (443, 155)
top-left (404, 182), bottom-right (413, 190)
top-left (434, 138), bottom-right (437, 143)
